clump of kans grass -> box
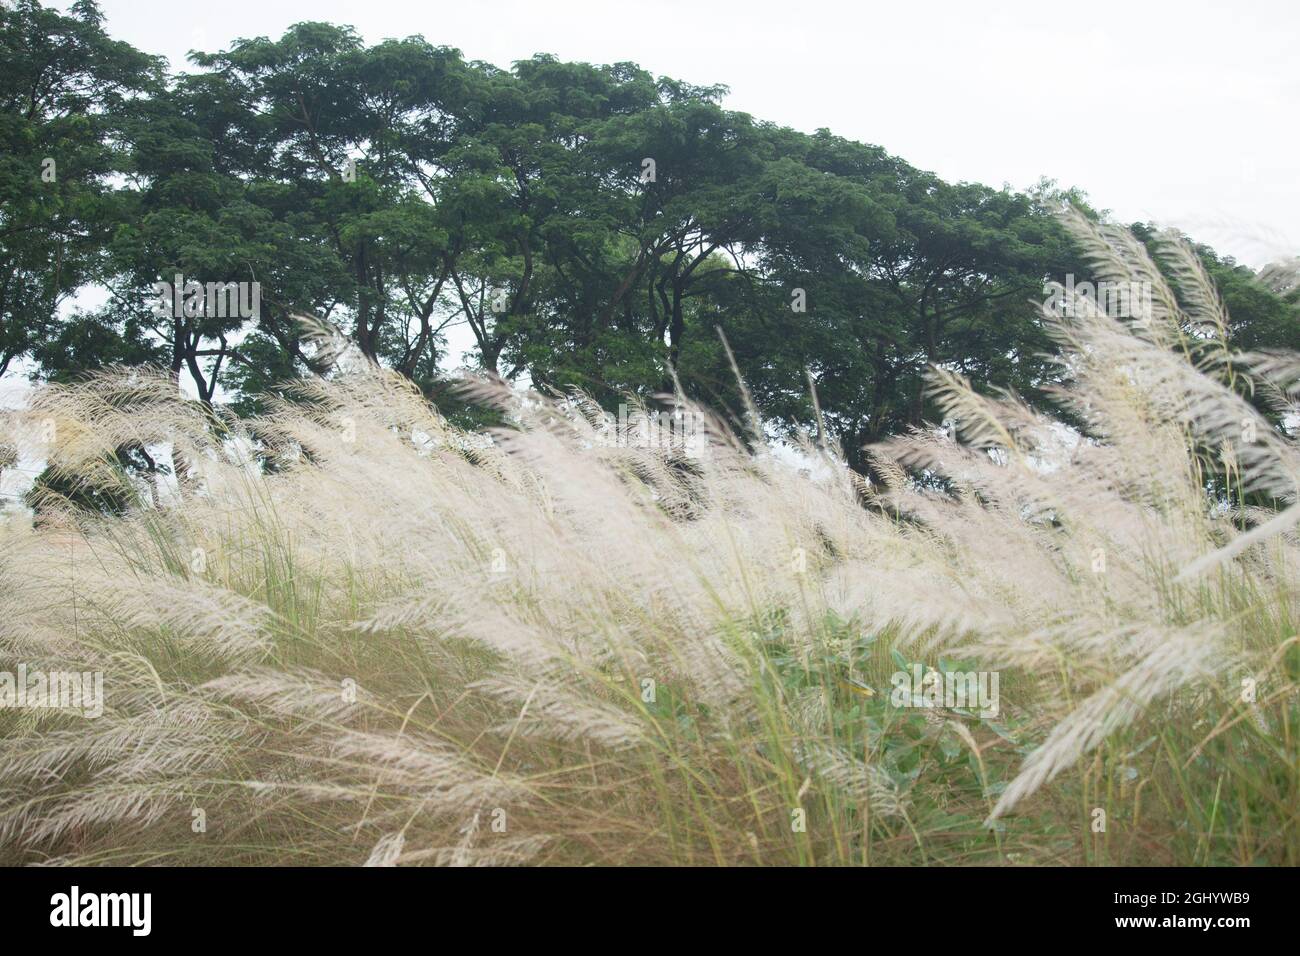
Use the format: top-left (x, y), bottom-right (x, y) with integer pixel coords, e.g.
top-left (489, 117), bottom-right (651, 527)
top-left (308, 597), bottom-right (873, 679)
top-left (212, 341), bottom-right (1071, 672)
top-left (0, 213), bottom-right (1296, 866)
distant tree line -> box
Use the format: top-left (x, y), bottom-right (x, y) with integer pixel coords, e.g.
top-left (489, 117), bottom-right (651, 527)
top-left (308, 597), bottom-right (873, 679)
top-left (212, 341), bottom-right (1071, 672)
top-left (4, 0), bottom-right (1298, 475)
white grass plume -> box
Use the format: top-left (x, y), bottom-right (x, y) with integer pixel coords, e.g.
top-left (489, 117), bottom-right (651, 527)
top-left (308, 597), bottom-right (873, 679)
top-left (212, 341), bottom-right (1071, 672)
top-left (1, 215), bottom-right (1297, 862)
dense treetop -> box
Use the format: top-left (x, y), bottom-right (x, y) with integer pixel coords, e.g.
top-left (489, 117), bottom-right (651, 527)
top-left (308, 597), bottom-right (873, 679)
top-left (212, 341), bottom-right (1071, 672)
top-left (3, 0), bottom-right (1297, 475)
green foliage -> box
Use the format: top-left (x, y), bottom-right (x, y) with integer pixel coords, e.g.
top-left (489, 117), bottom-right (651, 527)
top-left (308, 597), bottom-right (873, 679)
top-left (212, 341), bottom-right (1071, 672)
top-left (0, 0), bottom-right (162, 376)
top-left (2, 2), bottom-right (1298, 479)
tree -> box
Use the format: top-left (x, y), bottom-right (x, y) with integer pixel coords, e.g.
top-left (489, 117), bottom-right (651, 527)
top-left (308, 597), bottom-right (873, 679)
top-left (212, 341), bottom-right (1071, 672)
top-left (0, 0), bottom-right (161, 376)
top-left (6, 7), bottom-right (1298, 489)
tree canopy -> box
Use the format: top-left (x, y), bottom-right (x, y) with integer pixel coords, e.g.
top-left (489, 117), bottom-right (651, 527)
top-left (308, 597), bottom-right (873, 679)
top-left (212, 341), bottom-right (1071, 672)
top-left (3, 1), bottom-right (1297, 474)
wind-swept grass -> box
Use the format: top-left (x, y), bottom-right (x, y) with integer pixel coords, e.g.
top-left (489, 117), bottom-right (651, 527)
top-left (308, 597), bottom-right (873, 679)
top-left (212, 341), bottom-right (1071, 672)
top-left (0, 215), bottom-right (1297, 866)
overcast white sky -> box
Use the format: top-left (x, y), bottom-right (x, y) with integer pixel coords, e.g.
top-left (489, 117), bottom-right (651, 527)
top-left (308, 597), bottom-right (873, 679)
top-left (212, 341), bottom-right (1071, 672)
top-left (75, 0), bottom-right (1300, 268)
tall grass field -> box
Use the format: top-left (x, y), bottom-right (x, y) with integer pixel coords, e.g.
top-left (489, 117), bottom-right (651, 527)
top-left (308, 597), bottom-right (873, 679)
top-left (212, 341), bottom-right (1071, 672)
top-left (1, 212), bottom-right (1297, 866)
